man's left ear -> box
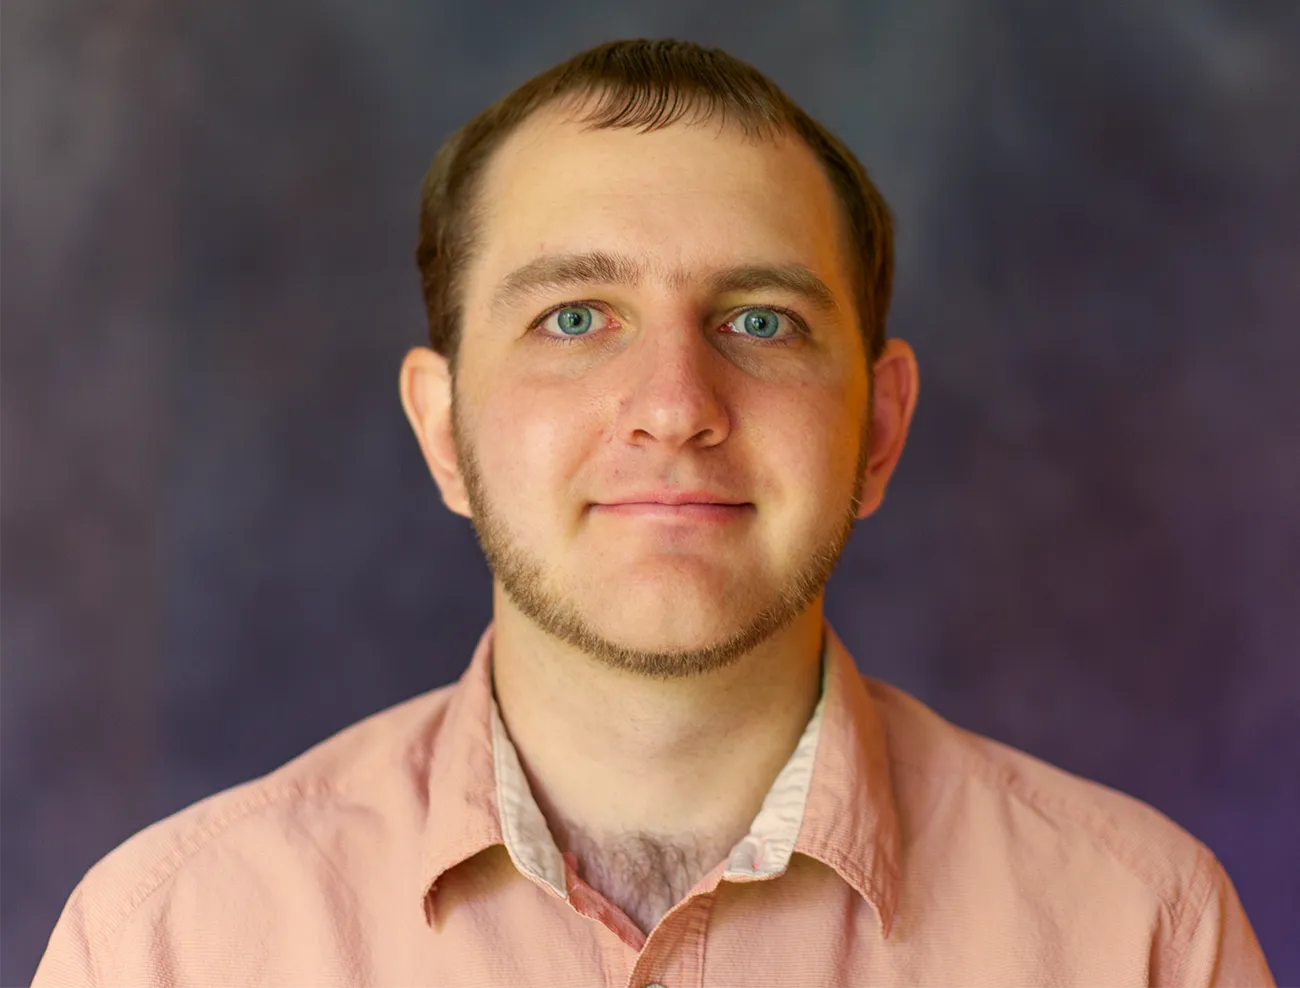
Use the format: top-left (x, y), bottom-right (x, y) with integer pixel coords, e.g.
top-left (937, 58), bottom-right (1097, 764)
top-left (855, 338), bottom-right (920, 520)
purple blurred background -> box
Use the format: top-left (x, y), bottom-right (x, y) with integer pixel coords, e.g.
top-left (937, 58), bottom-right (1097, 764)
top-left (3, 1), bottom-right (1298, 982)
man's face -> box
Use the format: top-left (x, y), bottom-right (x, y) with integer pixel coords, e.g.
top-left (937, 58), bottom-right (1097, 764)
top-left (438, 105), bottom-right (876, 680)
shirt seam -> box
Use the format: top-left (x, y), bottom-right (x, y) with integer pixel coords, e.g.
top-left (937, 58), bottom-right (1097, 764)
top-left (89, 776), bottom-right (335, 949)
top-left (1165, 843), bottom-right (1219, 987)
top-left (89, 894), bottom-right (105, 988)
top-left (889, 736), bottom-right (1199, 920)
top-left (65, 884), bottom-right (109, 987)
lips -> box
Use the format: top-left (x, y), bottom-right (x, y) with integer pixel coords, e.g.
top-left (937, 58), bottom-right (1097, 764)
top-left (599, 488), bottom-right (747, 507)
top-left (591, 502), bottom-right (752, 524)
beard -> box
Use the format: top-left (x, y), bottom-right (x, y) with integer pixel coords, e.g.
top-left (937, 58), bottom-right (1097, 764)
top-left (448, 378), bottom-right (870, 682)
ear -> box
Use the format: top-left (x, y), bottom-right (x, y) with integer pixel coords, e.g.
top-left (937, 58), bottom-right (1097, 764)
top-left (399, 346), bottom-right (472, 519)
top-left (855, 338), bottom-right (920, 520)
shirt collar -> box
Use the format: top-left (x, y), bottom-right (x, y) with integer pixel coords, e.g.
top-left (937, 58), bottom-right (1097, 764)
top-left (418, 619), bottom-right (900, 939)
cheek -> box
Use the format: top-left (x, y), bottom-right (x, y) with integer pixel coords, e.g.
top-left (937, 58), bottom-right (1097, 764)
top-left (767, 395), bottom-right (855, 489)
top-left (478, 390), bottom-right (583, 503)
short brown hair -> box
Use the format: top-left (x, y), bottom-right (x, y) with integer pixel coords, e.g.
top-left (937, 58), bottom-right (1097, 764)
top-left (415, 38), bottom-right (894, 381)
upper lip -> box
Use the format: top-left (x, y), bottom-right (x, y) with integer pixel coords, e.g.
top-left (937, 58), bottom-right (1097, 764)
top-left (600, 489), bottom-right (749, 506)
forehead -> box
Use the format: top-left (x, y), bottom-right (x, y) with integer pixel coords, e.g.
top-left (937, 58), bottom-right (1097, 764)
top-left (467, 103), bottom-right (852, 299)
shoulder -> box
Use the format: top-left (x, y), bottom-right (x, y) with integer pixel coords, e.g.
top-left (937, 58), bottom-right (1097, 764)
top-left (864, 675), bottom-right (1219, 917)
top-left (64, 683), bottom-right (457, 945)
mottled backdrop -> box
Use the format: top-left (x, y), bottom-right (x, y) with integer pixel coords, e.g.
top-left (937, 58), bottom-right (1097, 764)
top-left (3, 1), bottom-right (1298, 982)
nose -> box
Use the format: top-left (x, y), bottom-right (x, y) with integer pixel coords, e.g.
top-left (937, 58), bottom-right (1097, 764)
top-left (611, 320), bottom-right (733, 451)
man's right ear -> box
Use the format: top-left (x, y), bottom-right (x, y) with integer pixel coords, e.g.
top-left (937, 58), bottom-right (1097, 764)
top-left (398, 346), bottom-right (472, 519)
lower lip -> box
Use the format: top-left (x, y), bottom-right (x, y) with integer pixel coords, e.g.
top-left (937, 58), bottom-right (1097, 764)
top-left (593, 503), bottom-right (752, 523)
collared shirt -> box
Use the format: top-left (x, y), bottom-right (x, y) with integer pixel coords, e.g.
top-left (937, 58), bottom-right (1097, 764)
top-left (34, 619), bottom-right (1274, 987)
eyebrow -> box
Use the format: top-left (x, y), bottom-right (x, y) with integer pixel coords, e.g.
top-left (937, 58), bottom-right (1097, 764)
top-left (488, 250), bottom-right (841, 318)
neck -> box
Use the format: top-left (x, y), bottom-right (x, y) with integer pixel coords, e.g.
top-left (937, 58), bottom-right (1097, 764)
top-left (488, 599), bottom-right (826, 847)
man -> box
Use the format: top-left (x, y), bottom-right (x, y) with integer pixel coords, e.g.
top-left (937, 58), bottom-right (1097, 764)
top-left (35, 38), bottom-right (1273, 987)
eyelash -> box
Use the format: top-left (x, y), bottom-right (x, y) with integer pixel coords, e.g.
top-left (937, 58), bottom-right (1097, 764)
top-left (528, 301), bottom-right (810, 348)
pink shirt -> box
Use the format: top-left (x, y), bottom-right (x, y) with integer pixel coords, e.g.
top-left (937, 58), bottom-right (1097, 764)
top-left (34, 619), bottom-right (1274, 987)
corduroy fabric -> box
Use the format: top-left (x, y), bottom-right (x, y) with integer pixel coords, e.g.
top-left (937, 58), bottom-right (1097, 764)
top-left (34, 619), bottom-right (1274, 987)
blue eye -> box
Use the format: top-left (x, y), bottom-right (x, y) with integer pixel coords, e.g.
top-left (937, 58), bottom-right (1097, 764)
top-left (546, 305), bottom-right (605, 337)
top-left (738, 308), bottom-right (783, 339)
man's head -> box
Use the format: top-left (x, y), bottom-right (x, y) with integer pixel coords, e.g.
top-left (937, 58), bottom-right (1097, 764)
top-left (414, 39), bottom-right (895, 382)
top-left (400, 39), bottom-right (919, 680)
